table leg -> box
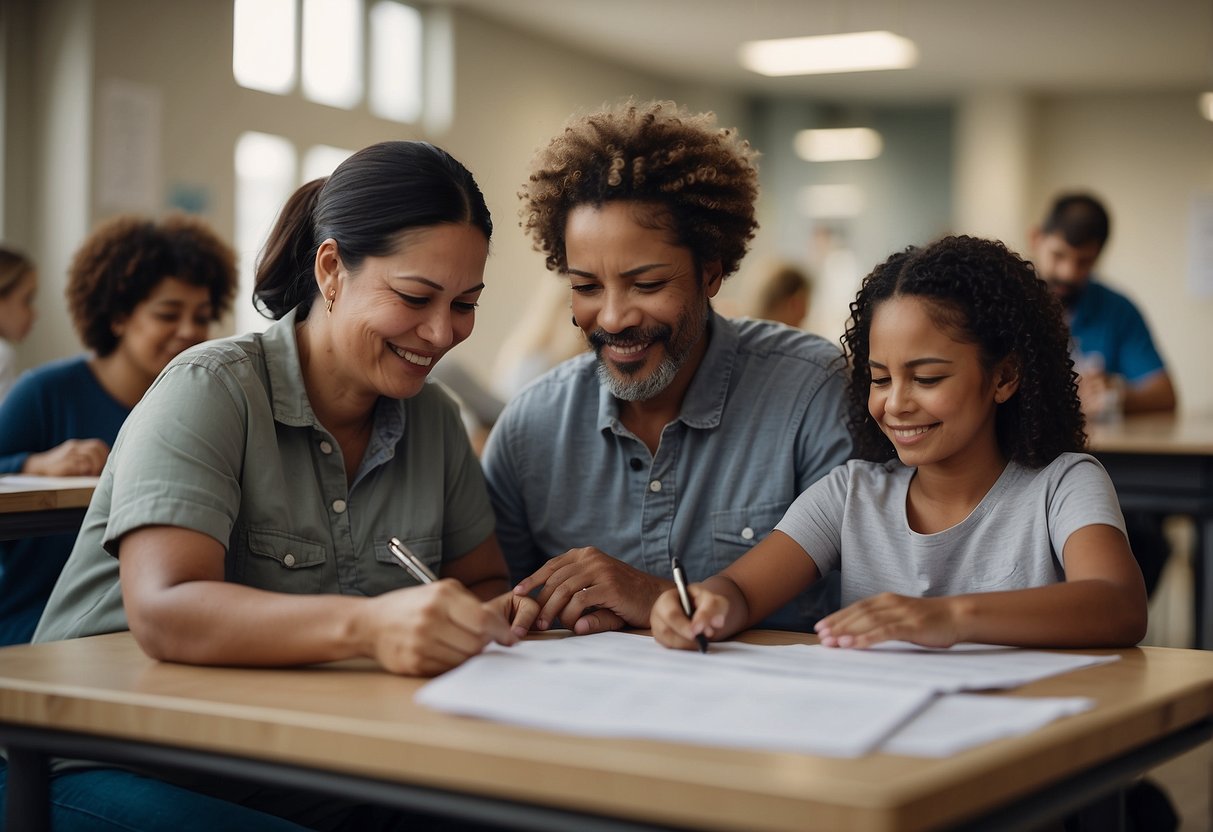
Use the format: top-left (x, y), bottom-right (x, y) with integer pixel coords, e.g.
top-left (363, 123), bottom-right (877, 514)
top-left (5, 747), bottom-right (50, 832)
top-left (1197, 516), bottom-right (1211, 650)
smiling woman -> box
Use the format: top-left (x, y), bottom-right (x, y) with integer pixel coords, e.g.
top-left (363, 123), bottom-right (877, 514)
top-left (24, 141), bottom-right (539, 830)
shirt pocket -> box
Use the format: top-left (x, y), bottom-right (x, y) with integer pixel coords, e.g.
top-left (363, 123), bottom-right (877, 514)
top-left (369, 535), bottom-right (444, 594)
top-left (708, 501), bottom-right (788, 575)
top-left (241, 529), bottom-right (329, 594)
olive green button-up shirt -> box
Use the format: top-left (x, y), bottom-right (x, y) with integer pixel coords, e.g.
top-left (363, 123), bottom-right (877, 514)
top-left (34, 308), bottom-right (494, 642)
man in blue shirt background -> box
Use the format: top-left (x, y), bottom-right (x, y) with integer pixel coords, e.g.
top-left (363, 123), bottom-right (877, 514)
top-left (1030, 192), bottom-right (1176, 598)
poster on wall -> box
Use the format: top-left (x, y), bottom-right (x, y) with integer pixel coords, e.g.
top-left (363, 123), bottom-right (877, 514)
top-left (97, 79), bottom-right (162, 213)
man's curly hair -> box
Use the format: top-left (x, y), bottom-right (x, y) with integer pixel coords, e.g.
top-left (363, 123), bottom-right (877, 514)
top-left (520, 100), bottom-right (759, 278)
top-left (842, 235), bottom-right (1086, 468)
top-left (67, 214), bottom-right (236, 356)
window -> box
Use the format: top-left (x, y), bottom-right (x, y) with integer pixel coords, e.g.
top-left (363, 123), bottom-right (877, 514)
top-left (232, 0), bottom-right (296, 95)
top-left (233, 0), bottom-right (423, 123)
top-left (234, 132), bottom-right (296, 334)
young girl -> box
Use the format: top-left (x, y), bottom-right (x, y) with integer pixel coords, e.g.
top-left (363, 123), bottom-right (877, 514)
top-left (0, 246), bottom-right (37, 400)
top-left (652, 235), bottom-right (1148, 650)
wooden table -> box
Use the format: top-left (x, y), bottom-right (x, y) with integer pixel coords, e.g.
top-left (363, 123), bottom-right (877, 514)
top-left (0, 476), bottom-right (96, 541)
top-left (1087, 412), bottom-right (1213, 648)
top-left (1, 631), bottom-right (1211, 832)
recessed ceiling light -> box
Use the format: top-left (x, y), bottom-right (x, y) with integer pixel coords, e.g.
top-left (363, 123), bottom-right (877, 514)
top-left (795, 128), bottom-right (883, 162)
top-left (740, 31), bottom-right (918, 76)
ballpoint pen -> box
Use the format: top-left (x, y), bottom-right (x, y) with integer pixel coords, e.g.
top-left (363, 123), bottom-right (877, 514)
top-left (388, 536), bottom-right (439, 585)
top-left (670, 556), bottom-right (709, 653)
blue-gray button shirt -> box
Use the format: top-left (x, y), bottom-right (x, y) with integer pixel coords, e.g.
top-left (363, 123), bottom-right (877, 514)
top-left (482, 312), bottom-right (852, 631)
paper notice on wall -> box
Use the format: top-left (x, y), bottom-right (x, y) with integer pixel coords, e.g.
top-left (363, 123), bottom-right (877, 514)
top-left (1187, 193), bottom-right (1213, 299)
top-left (97, 79), bottom-right (162, 212)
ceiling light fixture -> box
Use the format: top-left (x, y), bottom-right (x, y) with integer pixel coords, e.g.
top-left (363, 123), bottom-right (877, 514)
top-left (739, 31), bottom-right (918, 76)
top-left (795, 128), bottom-right (884, 162)
top-left (1200, 92), bottom-right (1213, 122)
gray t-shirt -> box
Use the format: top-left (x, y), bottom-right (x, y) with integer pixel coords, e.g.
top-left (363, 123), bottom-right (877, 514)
top-left (34, 308), bottom-right (495, 643)
top-left (775, 453), bottom-right (1126, 607)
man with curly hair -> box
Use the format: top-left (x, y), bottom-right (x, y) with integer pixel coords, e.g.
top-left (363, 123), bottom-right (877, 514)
top-left (482, 100), bottom-right (852, 635)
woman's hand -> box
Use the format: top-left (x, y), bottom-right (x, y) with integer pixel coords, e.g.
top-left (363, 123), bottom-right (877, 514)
top-left (815, 593), bottom-right (961, 649)
top-left (650, 584), bottom-right (727, 650)
top-left (23, 438), bottom-right (110, 476)
top-left (358, 579), bottom-right (518, 676)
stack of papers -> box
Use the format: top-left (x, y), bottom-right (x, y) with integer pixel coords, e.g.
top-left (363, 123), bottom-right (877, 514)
top-left (415, 631), bottom-right (1116, 758)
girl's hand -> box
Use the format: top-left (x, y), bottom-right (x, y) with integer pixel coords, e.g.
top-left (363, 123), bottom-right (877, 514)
top-left (651, 585), bottom-right (727, 650)
top-left (23, 438), bottom-right (110, 476)
top-left (486, 589), bottom-right (540, 639)
top-left (359, 579), bottom-right (517, 676)
top-left (815, 593), bottom-right (961, 649)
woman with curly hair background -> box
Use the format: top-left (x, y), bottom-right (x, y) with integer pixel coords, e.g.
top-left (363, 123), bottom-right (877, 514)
top-left (653, 235), bottom-right (1147, 651)
top-left (0, 213), bottom-right (236, 645)
top-left (483, 100), bottom-right (851, 636)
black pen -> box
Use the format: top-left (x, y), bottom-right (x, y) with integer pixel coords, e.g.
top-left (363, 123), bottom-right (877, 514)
top-left (388, 537), bottom-right (439, 585)
top-left (670, 556), bottom-right (709, 653)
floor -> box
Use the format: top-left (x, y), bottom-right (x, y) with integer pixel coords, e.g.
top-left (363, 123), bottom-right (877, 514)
top-left (1139, 518), bottom-right (1210, 831)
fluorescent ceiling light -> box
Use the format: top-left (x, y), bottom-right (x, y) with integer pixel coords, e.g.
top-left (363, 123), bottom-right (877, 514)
top-left (740, 31), bottom-right (917, 76)
top-left (1200, 92), bottom-right (1213, 122)
top-left (796, 128), bottom-right (883, 162)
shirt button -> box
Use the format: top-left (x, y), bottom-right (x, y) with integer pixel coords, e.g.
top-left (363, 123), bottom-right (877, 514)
top-left (319, 441), bottom-right (333, 455)
top-left (283, 553), bottom-right (296, 567)
top-left (741, 527), bottom-right (755, 541)
top-left (332, 499), bottom-right (347, 513)
top-left (649, 480), bottom-right (662, 493)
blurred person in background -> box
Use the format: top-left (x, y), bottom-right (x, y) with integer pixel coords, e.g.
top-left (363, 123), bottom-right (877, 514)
top-left (747, 261), bottom-right (811, 328)
top-left (1029, 192), bottom-right (1175, 599)
top-left (0, 214), bottom-right (237, 645)
top-left (0, 246), bottom-right (38, 400)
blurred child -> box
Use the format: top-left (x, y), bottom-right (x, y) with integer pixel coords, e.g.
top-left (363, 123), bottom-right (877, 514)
top-left (0, 247), bottom-right (37, 400)
top-left (652, 235), bottom-right (1147, 650)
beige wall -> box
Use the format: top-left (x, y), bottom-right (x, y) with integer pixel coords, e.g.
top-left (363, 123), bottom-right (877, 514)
top-left (7, 1), bottom-right (1212, 412)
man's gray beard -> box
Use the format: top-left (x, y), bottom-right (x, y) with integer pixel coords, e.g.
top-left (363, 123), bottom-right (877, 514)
top-left (596, 354), bottom-right (680, 401)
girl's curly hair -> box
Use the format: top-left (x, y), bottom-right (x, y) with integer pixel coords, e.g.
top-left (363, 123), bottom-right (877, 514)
top-left (67, 214), bottom-right (236, 356)
top-left (520, 99), bottom-right (758, 277)
top-left (842, 235), bottom-right (1085, 468)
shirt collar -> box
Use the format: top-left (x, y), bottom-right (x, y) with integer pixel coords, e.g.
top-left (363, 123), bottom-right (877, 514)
top-left (262, 305), bottom-right (407, 447)
top-left (594, 310), bottom-right (737, 434)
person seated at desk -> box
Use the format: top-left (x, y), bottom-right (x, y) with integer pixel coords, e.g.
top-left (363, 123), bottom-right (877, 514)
top-left (24, 142), bottom-right (535, 831)
top-left (0, 215), bottom-right (236, 646)
top-left (653, 236), bottom-right (1148, 652)
top-left (0, 245), bottom-right (38, 401)
top-left (482, 100), bottom-right (851, 637)
top-left (1029, 192), bottom-right (1176, 596)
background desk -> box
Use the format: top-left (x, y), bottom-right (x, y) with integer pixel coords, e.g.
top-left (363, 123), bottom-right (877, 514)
top-left (1, 632), bottom-right (1211, 832)
top-left (1088, 413), bottom-right (1213, 649)
top-left (0, 476), bottom-right (96, 541)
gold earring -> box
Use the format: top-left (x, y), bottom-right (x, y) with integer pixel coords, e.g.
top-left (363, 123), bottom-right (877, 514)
top-left (324, 289), bottom-right (335, 314)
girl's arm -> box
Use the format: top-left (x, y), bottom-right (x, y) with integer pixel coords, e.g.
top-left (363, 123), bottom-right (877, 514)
top-left (816, 523), bottom-right (1148, 649)
top-left (651, 531), bottom-right (821, 649)
top-left (119, 525), bottom-right (518, 676)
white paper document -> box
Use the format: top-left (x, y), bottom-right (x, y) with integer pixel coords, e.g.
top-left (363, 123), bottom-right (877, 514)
top-left (415, 632), bottom-right (1115, 758)
top-left (416, 649), bottom-right (935, 757)
top-left (0, 475), bottom-right (100, 491)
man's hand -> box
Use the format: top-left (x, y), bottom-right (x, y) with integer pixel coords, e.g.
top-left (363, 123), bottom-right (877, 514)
top-left (513, 547), bottom-right (672, 634)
